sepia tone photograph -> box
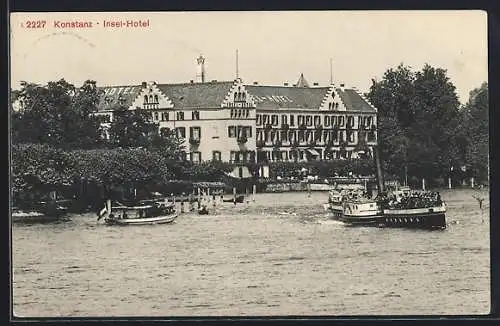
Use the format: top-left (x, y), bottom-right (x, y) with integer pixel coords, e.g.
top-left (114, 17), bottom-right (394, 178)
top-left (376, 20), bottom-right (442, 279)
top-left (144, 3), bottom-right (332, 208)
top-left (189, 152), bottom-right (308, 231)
top-left (9, 10), bottom-right (489, 317)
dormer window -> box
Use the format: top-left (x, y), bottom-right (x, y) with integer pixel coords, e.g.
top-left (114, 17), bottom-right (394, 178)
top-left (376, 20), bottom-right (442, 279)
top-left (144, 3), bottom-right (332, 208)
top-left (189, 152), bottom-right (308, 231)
top-left (154, 95), bottom-right (159, 103)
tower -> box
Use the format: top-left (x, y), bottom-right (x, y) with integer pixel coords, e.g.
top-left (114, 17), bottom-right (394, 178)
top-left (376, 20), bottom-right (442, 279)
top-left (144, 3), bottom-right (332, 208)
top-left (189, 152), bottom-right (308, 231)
top-left (196, 55), bottom-right (206, 83)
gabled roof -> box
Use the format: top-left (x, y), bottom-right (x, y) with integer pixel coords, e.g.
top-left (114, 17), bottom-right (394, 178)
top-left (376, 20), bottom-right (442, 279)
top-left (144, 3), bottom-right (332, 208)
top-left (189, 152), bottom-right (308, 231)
top-left (97, 85), bottom-right (142, 111)
top-left (157, 81), bottom-right (235, 108)
top-left (296, 73), bottom-right (310, 88)
top-left (336, 88), bottom-right (376, 113)
top-left (245, 85), bottom-right (328, 110)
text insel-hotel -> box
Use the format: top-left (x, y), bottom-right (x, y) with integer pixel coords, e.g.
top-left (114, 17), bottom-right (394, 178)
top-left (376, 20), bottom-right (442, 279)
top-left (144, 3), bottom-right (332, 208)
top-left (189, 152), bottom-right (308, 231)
top-left (103, 20), bottom-right (150, 28)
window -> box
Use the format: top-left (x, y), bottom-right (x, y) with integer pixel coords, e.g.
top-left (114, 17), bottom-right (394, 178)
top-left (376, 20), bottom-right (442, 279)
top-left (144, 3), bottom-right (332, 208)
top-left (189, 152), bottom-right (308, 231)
top-left (299, 130), bottom-right (305, 142)
top-left (192, 111), bottom-right (200, 120)
top-left (161, 112), bottom-right (169, 121)
top-left (290, 115), bottom-right (295, 126)
top-left (144, 95), bottom-right (148, 103)
top-left (306, 116), bottom-right (312, 126)
top-left (154, 112), bottom-right (159, 121)
top-left (298, 115), bottom-right (304, 125)
top-left (245, 126), bottom-right (253, 138)
top-left (314, 115), bottom-right (321, 126)
top-left (230, 151), bottom-right (236, 162)
top-left (256, 114), bottom-right (261, 125)
top-left (258, 130), bottom-right (265, 141)
top-left (281, 115), bottom-right (288, 125)
top-left (263, 115), bottom-right (269, 125)
top-left (191, 151), bottom-right (201, 163)
top-left (329, 103), bottom-right (332, 110)
top-left (347, 116), bottom-right (354, 127)
top-left (348, 131), bottom-right (355, 142)
top-left (325, 116), bottom-right (331, 127)
top-left (180, 152), bottom-right (187, 161)
top-left (176, 111), bottom-right (184, 121)
top-left (190, 127), bottom-right (201, 140)
top-left (154, 95), bottom-right (159, 103)
top-left (272, 115), bottom-right (279, 126)
top-left (228, 126), bottom-right (237, 138)
top-left (323, 130), bottom-right (329, 143)
top-left (332, 131), bottom-right (339, 142)
top-left (335, 103), bottom-right (339, 109)
top-left (245, 109), bottom-right (250, 118)
top-left (176, 127), bottom-right (186, 138)
top-left (212, 151), bottom-right (221, 161)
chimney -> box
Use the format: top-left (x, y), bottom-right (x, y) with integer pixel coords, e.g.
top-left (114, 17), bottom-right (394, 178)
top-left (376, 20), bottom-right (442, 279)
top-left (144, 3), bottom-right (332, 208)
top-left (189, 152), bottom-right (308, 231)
top-left (313, 82), bottom-right (319, 86)
top-left (253, 81), bottom-right (258, 85)
top-left (211, 79), bottom-right (217, 82)
top-left (196, 55), bottom-right (206, 83)
top-left (284, 82), bottom-right (289, 86)
top-left (340, 83), bottom-right (345, 91)
top-left (190, 80), bottom-right (194, 84)
top-left (141, 82), bottom-right (147, 88)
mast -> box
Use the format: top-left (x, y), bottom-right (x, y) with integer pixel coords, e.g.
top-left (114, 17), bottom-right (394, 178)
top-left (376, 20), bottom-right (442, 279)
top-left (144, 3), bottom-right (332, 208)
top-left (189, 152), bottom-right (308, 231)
top-left (374, 145), bottom-right (385, 194)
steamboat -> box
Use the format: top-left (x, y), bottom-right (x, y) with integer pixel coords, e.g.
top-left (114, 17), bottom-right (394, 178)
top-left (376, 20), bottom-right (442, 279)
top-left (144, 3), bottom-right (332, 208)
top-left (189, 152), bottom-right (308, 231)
top-left (327, 146), bottom-right (446, 230)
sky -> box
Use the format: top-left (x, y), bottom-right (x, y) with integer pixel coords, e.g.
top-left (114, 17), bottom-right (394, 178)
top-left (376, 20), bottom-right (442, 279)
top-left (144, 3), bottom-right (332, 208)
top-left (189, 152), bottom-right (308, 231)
top-left (10, 11), bottom-right (487, 104)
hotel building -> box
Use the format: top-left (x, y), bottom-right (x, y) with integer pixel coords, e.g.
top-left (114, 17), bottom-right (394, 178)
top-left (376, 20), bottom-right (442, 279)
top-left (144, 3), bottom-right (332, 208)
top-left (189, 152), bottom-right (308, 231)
top-left (91, 56), bottom-right (379, 177)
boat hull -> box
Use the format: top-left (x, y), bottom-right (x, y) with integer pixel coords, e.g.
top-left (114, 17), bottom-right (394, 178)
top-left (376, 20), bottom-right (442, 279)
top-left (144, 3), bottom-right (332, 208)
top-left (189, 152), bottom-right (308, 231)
top-left (105, 214), bottom-right (178, 226)
top-left (340, 214), bottom-right (383, 226)
top-left (382, 208), bottom-right (446, 230)
top-left (328, 207), bottom-right (343, 219)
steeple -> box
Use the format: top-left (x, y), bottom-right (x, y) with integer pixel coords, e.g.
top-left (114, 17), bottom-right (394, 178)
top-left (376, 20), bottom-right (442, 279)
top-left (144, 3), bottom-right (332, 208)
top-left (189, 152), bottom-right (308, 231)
top-left (296, 73), bottom-right (310, 88)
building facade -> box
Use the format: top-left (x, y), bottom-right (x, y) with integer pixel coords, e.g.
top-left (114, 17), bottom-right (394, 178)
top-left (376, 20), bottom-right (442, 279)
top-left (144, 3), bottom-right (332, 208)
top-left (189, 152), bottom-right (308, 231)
top-left (94, 75), bottom-right (378, 170)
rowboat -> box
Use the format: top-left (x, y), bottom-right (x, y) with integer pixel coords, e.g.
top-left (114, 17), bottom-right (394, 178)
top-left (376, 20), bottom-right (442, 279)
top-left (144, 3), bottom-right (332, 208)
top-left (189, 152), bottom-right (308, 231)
top-left (98, 200), bottom-right (178, 226)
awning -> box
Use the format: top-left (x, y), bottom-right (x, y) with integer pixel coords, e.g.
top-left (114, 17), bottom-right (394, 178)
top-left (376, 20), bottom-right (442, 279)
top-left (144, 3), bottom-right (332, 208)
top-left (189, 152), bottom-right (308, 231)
top-left (306, 149), bottom-right (320, 156)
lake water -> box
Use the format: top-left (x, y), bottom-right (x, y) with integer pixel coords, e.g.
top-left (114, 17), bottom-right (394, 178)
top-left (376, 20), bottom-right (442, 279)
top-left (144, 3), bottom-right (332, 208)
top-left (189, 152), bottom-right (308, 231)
top-left (12, 189), bottom-right (490, 317)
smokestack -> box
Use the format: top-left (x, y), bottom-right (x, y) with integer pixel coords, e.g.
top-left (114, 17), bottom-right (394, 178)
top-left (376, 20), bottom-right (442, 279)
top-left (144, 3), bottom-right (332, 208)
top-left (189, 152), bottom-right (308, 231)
top-left (196, 55), bottom-right (206, 83)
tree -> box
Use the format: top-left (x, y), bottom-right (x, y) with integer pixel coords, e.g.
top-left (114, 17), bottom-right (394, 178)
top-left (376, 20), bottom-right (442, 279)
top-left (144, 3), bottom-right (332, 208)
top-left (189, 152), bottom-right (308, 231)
top-left (367, 63), bottom-right (463, 184)
top-left (11, 79), bottom-right (103, 148)
top-left (108, 107), bottom-right (158, 148)
top-left (460, 82), bottom-right (489, 182)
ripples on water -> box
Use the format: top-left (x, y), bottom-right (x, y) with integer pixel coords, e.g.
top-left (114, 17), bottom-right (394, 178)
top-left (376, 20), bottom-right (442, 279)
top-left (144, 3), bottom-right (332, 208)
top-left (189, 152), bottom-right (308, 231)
top-left (12, 189), bottom-right (490, 317)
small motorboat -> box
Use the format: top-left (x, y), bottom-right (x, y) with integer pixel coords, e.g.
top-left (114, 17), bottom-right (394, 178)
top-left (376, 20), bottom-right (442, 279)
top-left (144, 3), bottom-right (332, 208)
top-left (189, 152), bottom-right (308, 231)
top-left (99, 200), bottom-right (178, 226)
